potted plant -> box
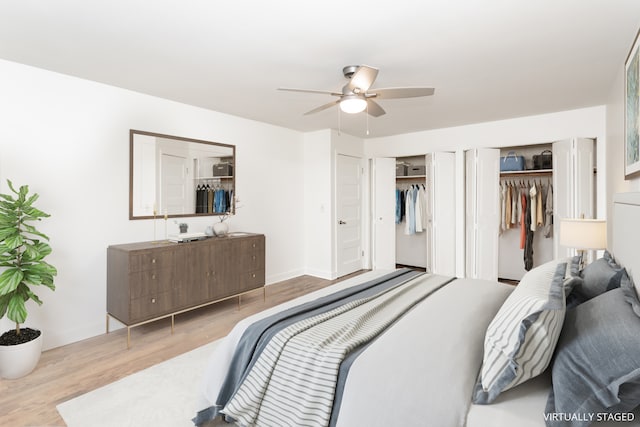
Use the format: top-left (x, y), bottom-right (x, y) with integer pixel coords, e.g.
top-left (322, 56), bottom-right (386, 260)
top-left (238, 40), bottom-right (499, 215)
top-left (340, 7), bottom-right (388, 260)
top-left (0, 180), bottom-right (57, 379)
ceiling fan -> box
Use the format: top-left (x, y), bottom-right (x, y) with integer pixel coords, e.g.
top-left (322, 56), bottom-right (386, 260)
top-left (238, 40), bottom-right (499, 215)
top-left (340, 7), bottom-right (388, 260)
top-left (278, 65), bottom-right (435, 117)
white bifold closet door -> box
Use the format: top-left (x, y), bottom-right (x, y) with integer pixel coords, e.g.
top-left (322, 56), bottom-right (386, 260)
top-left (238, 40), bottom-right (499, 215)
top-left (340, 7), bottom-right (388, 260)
top-left (425, 152), bottom-right (456, 275)
top-left (372, 158), bottom-right (397, 270)
top-left (465, 148), bottom-right (500, 281)
top-left (553, 138), bottom-right (595, 259)
top-left (372, 154), bottom-right (456, 274)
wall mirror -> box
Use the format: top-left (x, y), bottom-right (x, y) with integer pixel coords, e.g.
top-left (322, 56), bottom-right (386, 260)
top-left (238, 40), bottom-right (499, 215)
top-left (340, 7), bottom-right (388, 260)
top-left (129, 129), bottom-right (235, 220)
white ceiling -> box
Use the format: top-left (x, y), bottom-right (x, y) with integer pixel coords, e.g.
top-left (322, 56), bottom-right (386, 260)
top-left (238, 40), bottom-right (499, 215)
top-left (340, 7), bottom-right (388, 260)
top-left (1, 1), bottom-right (640, 138)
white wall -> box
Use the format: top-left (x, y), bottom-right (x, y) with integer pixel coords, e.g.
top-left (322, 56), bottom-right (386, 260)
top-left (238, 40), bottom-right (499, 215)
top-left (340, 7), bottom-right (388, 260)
top-left (0, 59), bottom-right (306, 350)
top-left (303, 130), bottom-right (333, 278)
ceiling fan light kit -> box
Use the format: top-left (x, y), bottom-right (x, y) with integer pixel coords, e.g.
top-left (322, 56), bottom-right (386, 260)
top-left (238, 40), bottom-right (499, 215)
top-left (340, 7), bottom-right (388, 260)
top-left (339, 95), bottom-right (367, 114)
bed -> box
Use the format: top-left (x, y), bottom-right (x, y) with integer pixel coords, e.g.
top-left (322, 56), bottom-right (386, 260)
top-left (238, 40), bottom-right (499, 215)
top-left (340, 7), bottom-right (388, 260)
top-left (193, 193), bottom-right (640, 427)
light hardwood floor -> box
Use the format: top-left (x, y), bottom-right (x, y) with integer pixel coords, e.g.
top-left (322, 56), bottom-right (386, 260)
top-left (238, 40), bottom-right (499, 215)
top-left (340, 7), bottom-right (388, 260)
top-left (0, 272), bottom-right (364, 427)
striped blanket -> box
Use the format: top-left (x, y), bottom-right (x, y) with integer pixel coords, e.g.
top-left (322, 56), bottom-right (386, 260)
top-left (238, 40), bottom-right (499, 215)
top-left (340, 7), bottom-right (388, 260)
top-left (218, 271), bottom-right (452, 427)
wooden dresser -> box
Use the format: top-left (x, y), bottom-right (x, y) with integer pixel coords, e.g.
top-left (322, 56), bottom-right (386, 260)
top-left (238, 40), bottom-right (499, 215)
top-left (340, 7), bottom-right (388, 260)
top-left (107, 233), bottom-right (265, 346)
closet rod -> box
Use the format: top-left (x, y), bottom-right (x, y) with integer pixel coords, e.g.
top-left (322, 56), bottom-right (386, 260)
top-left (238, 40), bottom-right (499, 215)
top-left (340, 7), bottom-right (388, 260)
top-left (499, 169), bottom-right (552, 178)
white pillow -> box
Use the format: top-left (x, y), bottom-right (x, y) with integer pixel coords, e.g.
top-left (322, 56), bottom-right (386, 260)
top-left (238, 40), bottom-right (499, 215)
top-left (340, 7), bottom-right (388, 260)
top-left (473, 259), bottom-right (572, 404)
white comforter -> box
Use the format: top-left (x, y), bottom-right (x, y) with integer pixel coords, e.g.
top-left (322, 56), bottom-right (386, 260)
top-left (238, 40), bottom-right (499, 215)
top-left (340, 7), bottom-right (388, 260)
top-left (195, 270), bottom-right (513, 427)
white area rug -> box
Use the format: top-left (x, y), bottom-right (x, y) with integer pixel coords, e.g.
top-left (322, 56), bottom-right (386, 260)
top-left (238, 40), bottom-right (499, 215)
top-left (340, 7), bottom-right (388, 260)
top-left (57, 340), bottom-right (220, 427)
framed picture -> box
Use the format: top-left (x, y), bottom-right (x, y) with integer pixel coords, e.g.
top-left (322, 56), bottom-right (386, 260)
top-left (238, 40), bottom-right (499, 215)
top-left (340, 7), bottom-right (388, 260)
top-left (625, 29), bottom-right (640, 179)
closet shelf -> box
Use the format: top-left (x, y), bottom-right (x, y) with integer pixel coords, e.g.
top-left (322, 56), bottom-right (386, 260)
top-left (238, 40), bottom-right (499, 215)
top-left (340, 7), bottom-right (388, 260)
top-left (499, 169), bottom-right (552, 177)
top-left (195, 176), bottom-right (233, 180)
top-left (396, 175), bottom-right (426, 180)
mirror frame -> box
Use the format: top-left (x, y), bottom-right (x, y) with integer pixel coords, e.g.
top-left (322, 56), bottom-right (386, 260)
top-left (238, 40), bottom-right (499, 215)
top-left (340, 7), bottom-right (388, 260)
top-left (129, 129), bottom-right (236, 220)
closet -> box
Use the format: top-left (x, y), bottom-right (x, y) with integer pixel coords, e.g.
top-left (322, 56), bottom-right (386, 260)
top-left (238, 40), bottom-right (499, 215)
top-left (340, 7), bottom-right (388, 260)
top-left (394, 153), bottom-right (455, 274)
top-left (466, 138), bottom-right (595, 282)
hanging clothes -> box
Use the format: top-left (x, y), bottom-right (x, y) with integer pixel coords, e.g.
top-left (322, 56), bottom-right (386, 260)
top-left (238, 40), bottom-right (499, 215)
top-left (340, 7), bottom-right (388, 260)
top-left (529, 183), bottom-right (537, 232)
top-left (520, 189), bottom-right (527, 250)
top-left (395, 189), bottom-right (402, 224)
top-left (544, 184), bottom-right (553, 238)
top-left (500, 183), bottom-right (507, 233)
top-left (420, 184), bottom-right (428, 231)
top-left (524, 190), bottom-right (534, 271)
top-left (414, 186), bottom-right (423, 233)
top-left (536, 182), bottom-right (544, 227)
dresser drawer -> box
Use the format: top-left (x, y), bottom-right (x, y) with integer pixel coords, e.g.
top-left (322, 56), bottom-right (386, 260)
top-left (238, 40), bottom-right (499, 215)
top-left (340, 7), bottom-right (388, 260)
top-left (129, 250), bottom-right (175, 272)
top-left (129, 268), bottom-right (174, 298)
top-left (130, 291), bottom-right (174, 322)
top-left (241, 269), bottom-right (265, 292)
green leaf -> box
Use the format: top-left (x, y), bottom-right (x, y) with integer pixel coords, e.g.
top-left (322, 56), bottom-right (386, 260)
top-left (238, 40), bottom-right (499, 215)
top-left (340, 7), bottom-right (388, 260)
top-left (23, 273), bottom-right (42, 286)
top-left (0, 294), bottom-right (9, 318)
top-left (7, 293), bottom-right (27, 324)
top-left (4, 234), bottom-right (23, 250)
top-left (23, 193), bottom-right (39, 209)
top-left (27, 291), bottom-right (42, 306)
top-left (0, 268), bottom-right (24, 296)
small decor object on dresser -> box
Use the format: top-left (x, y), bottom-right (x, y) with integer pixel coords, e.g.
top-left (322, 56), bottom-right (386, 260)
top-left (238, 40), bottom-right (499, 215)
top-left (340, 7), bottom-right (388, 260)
top-left (0, 180), bottom-right (57, 379)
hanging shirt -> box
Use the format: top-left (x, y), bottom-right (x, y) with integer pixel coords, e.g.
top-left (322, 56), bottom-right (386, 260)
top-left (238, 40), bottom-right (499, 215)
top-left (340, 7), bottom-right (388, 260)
top-left (404, 188), bottom-right (414, 235)
top-left (511, 183), bottom-right (517, 227)
top-left (516, 185), bottom-right (523, 226)
top-left (500, 183), bottom-right (507, 233)
top-left (420, 185), bottom-right (428, 231)
top-left (414, 186), bottom-right (423, 233)
top-left (505, 184), bottom-right (512, 229)
top-left (544, 184), bottom-right (554, 238)
top-left (536, 183), bottom-right (544, 227)
top-left (520, 191), bottom-right (527, 250)
top-left (395, 189), bottom-right (402, 224)
top-left (529, 184), bottom-right (537, 232)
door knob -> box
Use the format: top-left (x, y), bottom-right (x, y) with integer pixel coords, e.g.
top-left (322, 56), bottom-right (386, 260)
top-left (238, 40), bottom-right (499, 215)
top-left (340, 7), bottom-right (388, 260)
top-left (338, 220), bottom-right (347, 225)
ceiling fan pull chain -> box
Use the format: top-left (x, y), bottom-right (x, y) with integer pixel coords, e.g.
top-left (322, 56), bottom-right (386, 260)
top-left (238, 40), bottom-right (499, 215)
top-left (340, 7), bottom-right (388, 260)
top-left (366, 103), bottom-right (370, 136)
top-left (338, 106), bottom-right (342, 136)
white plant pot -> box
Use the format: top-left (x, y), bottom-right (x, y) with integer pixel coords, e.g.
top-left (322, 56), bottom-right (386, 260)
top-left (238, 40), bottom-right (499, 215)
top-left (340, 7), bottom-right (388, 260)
top-left (0, 331), bottom-right (43, 379)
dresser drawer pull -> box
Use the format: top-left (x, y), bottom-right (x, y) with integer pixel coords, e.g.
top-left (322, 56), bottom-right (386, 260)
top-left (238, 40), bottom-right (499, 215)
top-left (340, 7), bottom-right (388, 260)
top-left (252, 273), bottom-right (256, 278)
top-left (151, 258), bottom-right (156, 264)
top-left (252, 243), bottom-right (256, 248)
top-left (151, 274), bottom-right (156, 280)
top-left (151, 298), bottom-right (156, 304)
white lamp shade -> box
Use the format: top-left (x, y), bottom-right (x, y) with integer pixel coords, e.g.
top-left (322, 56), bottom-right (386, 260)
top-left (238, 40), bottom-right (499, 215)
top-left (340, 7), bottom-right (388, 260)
top-left (339, 96), bottom-right (367, 114)
top-left (559, 218), bottom-right (607, 250)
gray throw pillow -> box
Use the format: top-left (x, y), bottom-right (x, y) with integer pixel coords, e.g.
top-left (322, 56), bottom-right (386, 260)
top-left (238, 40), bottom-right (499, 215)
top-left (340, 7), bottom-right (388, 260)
top-left (545, 280), bottom-right (640, 427)
top-left (578, 250), bottom-right (629, 299)
top-left (473, 260), bottom-right (568, 404)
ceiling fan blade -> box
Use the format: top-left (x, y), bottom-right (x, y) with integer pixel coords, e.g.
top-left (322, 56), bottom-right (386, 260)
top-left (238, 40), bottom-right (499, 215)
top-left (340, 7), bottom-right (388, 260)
top-left (347, 65), bottom-right (379, 93)
top-left (304, 100), bottom-right (339, 115)
top-left (369, 87), bottom-right (435, 99)
top-left (366, 99), bottom-right (386, 117)
top-left (278, 87), bottom-right (342, 96)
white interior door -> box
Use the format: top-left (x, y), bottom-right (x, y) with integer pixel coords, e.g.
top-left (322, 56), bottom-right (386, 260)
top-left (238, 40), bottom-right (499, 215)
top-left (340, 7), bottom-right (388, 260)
top-left (372, 157), bottom-right (396, 270)
top-left (160, 153), bottom-right (189, 215)
top-left (336, 154), bottom-right (364, 277)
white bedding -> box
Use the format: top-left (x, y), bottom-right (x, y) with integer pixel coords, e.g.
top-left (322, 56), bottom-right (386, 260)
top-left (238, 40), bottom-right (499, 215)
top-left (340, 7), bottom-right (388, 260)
top-left (194, 270), bottom-right (513, 427)
top-left (467, 373), bottom-right (640, 427)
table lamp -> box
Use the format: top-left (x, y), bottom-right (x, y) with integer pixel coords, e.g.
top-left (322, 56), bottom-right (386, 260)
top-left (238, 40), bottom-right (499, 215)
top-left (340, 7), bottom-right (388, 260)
top-left (559, 218), bottom-right (607, 267)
